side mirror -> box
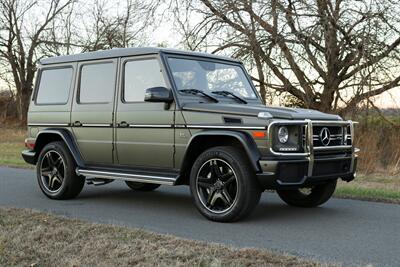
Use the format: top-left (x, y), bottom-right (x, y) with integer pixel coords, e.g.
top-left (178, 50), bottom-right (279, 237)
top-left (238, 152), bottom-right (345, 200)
top-left (144, 87), bottom-right (174, 103)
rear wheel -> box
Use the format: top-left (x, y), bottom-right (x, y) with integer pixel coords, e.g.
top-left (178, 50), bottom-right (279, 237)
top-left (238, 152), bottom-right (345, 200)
top-left (190, 146), bottom-right (261, 222)
top-left (277, 180), bottom-right (337, 207)
top-left (125, 181), bottom-right (160, 191)
top-left (36, 141), bottom-right (84, 200)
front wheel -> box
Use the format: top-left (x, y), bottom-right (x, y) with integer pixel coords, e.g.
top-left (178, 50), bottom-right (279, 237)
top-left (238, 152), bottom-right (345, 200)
top-left (190, 146), bottom-right (261, 222)
top-left (277, 180), bottom-right (337, 207)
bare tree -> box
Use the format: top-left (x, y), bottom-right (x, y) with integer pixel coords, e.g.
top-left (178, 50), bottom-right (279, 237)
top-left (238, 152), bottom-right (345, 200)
top-left (177, 0), bottom-right (400, 114)
top-left (0, 0), bottom-right (74, 122)
top-left (80, 0), bottom-right (158, 51)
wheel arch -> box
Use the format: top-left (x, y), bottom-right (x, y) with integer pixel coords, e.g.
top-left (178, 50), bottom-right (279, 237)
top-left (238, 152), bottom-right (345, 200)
top-left (33, 129), bottom-right (84, 167)
top-left (176, 131), bottom-right (261, 185)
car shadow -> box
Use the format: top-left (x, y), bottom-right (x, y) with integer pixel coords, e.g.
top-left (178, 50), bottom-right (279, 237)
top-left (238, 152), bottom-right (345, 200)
top-left (74, 184), bottom-right (344, 223)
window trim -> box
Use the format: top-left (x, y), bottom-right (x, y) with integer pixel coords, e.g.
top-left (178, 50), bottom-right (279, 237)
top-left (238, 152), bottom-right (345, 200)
top-left (121, 57), bottom-right (167, 104)
top-left (34, 66), bottom-right (74, 106)
top-left (77, 61), bottom-right (116, 105)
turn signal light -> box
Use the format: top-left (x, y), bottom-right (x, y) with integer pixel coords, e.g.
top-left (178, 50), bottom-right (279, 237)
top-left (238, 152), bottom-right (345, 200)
top-left (252, 131), bottom-right (266, 138)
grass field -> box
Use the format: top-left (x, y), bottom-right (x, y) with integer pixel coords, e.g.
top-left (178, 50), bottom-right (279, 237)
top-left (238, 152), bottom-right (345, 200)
top-left (0, 127), bottom-right (29, 168)
top-left (0, 127), bottom-right (399, 204)
top-left (0, 208), bottom-right (325, 267)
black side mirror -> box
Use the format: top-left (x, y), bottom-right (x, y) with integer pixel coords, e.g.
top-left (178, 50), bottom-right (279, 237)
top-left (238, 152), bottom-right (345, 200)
top-left (144, 87), bottom-right (174, 103)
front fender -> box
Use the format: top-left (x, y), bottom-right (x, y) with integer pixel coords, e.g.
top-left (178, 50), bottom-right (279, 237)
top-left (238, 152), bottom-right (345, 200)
top-left (183, 130), bottom-right (262, 172)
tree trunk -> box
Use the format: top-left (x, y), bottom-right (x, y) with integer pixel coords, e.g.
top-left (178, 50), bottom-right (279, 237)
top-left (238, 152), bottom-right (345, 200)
top-left (16, 86), bottom-right (31, 124)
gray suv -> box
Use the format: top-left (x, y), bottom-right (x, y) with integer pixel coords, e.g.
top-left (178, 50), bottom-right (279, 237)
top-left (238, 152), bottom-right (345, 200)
top-left (22, 47), bottom-right (358, 222)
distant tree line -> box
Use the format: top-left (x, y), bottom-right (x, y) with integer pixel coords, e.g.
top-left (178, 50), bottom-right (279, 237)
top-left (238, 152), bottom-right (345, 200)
top-left (1, 0), bottom-right (400, 123)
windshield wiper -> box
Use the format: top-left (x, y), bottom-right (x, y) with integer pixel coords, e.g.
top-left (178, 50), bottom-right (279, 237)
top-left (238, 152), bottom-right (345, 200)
top-left (179, 89), bottom-right (219, 103)
top-left (211, 90), bottom-right (247, 104)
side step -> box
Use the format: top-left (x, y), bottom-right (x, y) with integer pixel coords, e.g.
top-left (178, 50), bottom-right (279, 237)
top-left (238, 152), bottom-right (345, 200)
top-left (76, 168), bottom-right (178, 186)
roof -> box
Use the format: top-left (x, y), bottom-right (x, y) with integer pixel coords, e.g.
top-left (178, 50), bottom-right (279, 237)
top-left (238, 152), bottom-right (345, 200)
top-left (40, 47), bottom-right (240, 65)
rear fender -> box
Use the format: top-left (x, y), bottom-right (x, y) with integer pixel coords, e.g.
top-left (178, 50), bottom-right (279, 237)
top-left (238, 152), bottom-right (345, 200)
top-left (33, 128), bottom-right (84, 167)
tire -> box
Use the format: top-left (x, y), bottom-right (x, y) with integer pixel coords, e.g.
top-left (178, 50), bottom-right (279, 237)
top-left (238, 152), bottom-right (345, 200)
top-left (125, 181), bottom-right (160, 191)
top-left (189, 146), bottom-right (261, 222)
top-left (277, 180), bottom-right (337, 207)
top-left (36, 141), bottom-right (84, 200)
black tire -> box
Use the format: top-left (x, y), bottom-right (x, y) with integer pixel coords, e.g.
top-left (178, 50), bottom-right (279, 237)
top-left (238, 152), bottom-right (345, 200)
top-left (36, 141), bottom-right (84, 200)
top-left (189, 146), bottom-right (261, 222)
top-left (125, 181), bottom-right (161, 191)
top-left (277, 180), bottom-right (337, 207)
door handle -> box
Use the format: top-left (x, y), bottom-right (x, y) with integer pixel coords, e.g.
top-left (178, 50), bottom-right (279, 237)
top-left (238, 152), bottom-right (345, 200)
top-left (73, 121), bottom-right (82, 127)
top-left (118, 121), bottom-right (129, 128)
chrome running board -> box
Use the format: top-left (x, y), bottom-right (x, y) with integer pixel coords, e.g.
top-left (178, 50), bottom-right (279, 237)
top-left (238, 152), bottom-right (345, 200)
top-left (76, 168), bottom-right (177, 185)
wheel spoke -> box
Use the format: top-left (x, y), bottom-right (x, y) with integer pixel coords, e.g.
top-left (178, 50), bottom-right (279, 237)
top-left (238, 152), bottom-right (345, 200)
top-left (53, 175), bottom-right (62, 186)
top-left (46, 153), bottom-right (55, 167)
top-left (206, 189), bottom-right (216, 206)
top-left (209, 191), bottom-right (219, 207)
top-left (221, 189), bottom-right (233, 206)
top-left (198, 181), bottom-right (213, 189)
top-left (41, 167), bottom-right (52, 177)
top-left (48, 175), bottom-right (55, 189)
top-left (210, 160), bottom-right (222, 177)
top-left (54, 156), bottom-right (63, 168)
top-left (223, 176), bottom-right (235, 186)
top-left (220, 170), bottom-right (233, 180)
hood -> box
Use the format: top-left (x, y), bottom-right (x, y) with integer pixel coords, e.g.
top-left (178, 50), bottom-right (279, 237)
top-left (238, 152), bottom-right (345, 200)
top-left (181, 103), bottom-right (341, 121)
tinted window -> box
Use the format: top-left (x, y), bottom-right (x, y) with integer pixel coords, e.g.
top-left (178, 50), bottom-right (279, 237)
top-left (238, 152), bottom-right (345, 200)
top-left (79, 62), bottom-right (116, 103)
top-left (124, 59), bottom-right (166, 102)
top-left (36, 68), bottom-right (72, 104)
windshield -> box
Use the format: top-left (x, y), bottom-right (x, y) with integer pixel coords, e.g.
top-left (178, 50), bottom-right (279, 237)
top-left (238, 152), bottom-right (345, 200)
top-left (167, 57), bottom-right (258, 100)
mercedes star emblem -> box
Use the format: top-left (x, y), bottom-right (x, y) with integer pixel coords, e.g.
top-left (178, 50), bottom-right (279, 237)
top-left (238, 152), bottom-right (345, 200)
top-left (319, 127), bottom-right (331, 146)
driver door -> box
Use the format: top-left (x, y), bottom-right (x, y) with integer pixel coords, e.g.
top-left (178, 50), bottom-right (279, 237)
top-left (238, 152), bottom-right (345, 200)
top-left (115, 56), bottom-right (175, 168)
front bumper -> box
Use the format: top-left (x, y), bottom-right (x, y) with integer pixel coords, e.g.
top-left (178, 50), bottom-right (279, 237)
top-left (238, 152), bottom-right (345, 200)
top-left (257, 155), bottom-right (357, 189)
top-left (257, 119), bottom-right (359, 189)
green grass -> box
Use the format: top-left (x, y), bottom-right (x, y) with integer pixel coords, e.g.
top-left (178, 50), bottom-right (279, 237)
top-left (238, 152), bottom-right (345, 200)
top-left (335, 186), bottom-right (400, 204)
top-left (0, 142), bottom-right (28, 168)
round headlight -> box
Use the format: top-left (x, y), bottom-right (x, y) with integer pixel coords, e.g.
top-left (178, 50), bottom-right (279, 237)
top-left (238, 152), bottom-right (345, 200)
top-left (278, 126), bottom-right (289, 143)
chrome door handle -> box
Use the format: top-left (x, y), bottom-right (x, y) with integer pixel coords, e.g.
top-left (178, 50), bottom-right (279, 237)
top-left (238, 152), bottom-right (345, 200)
top-left (73, 121), bottom-right (82, 127)
top-left (119, 121), bottom-right (129, 128)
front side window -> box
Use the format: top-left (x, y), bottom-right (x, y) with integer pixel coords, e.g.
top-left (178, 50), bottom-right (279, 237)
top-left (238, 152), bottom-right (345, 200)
top-left (124, 59), bottom-right (166, 102)
top-left (79, 62), bottom-right (116, 103)
top-left (36, 67), bottom-right (72, 104)
top-left (168, 57), bottom-right (258, 100)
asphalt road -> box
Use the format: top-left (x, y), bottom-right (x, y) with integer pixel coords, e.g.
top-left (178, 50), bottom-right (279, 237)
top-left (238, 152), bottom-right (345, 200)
top-left (0, 167), bottom-right (399, 266)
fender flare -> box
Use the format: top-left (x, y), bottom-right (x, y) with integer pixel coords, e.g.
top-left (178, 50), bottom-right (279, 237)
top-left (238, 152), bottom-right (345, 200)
top-left (34, 128), bottom-right (84, 167)
top-left (181, 130), bottom-right (262, 172)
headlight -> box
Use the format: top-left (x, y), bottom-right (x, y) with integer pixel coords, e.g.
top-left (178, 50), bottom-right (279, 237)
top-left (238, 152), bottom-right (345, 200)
top-left (278, 126), bottom-right (289, 143)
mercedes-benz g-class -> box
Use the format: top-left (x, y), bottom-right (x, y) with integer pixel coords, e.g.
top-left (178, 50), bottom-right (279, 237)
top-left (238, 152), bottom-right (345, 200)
top-left (22, 47), bottom-right (358, 222)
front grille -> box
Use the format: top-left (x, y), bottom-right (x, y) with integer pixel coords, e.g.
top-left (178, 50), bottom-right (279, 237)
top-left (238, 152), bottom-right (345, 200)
top-left (313, 126), bottom-right (344, 147)
top-left (302, 125), bottom-right (351, 148)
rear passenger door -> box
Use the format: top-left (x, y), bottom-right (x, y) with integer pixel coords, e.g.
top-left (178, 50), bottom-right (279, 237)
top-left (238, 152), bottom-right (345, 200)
top-left (71, 59), bottom-right (118, 165)
top-left (115, 56), bottom-right (175, 168)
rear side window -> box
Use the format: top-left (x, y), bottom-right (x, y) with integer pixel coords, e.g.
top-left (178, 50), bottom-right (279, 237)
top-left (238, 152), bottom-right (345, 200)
top-left (79, 62), bottom-right (116, 103)
top-left (124, 59), bottom-right (166, 102)
top-left (36, 67), bottom-right (72, 104)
